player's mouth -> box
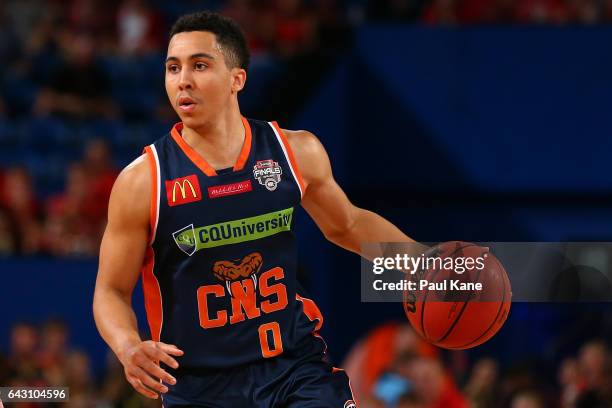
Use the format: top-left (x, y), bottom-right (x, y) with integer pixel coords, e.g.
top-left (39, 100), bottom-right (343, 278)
top-left (178, 96), bottom-right (197, 113)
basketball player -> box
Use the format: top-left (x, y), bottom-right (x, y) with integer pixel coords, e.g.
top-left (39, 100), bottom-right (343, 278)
top-left (93, 11), bottom-right (415, 407)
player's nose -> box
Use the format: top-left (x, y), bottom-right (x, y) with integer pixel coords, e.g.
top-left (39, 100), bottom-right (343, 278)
top-left (178, 70), bottom-right (194, 90)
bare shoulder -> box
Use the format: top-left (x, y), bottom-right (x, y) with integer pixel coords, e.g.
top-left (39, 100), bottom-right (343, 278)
top-left (281, 129), bottom-right (325, 159)
top-left (114, 154), bottom-right (150, 195)
top-left (108, 154), bottom-right (151, 226)
top-left (281, 128), bottom-right (331, 187)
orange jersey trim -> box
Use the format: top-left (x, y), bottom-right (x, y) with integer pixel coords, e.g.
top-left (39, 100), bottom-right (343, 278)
top-left (142, 146), bottom-right (162, 341)
top-left (141, 247), bottom-right (163, 342)
top-left (332, 367), bottom-right (358, 406)
top-left (271, 122), bottom-right (306, 196)
top-left (296, 293), bottom-right (323, 331)
top-left (170, 117), bottom-right (253, 177)
top-left (170, 123), bottom-right (217, 177)
top-left (143, 146), bottom-right (158, 243)
top-left (233, 116), bottom-right (252, 171)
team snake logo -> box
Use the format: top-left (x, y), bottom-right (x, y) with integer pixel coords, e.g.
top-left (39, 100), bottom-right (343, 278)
top-left (212, 252), bottom-right (263, 296)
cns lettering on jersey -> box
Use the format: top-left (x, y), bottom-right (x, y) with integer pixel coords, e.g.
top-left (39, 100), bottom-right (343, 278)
top-left (197, 264), bottom-right (289, 329)
top-left (165, 174), bottom-right (202, 206)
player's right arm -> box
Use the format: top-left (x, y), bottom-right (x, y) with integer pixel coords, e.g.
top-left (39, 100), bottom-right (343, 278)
top-left (93, 154), bottom-right (183, 400)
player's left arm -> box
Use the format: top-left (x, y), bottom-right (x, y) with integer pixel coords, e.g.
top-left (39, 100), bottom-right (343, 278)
top-left (284, 129), bottom-right (422, 258)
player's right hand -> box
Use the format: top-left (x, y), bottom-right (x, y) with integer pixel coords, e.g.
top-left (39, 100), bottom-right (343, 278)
top-left (119, 340), bottom-right (184, 399)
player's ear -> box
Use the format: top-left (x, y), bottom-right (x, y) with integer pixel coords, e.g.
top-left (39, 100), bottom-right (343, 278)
top-left (230, 68), bottom-right (247, 94)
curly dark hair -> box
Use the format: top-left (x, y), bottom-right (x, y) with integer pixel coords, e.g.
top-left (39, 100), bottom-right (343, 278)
top-left (169, 11), bottom-right (250, 72)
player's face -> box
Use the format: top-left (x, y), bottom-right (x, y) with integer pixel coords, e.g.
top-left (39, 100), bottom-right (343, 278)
top-left (165, 31), bottom-right (245, 129)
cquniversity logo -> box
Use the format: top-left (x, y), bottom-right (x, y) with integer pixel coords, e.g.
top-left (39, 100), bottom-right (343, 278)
top-left (172, 224), bottom-right (197, 256)
top-left (172, 208), bottom-right (294, 256)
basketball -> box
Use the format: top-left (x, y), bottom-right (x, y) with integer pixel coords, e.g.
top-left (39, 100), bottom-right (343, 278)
top-left (403, 241), bottom-right (512, 350)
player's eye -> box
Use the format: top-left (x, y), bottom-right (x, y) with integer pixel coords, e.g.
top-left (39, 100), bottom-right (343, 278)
top-left (167, 64), bottom-right (180, 73)
top-left (195, 62), bottom-right (208, 70)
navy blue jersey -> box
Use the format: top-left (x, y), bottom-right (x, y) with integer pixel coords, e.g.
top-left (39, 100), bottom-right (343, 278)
top-left (141, 117), bottom-right (325, 369)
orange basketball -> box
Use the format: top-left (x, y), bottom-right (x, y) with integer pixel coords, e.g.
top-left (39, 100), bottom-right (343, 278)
top-left (403, 241), bottom-right (511, 349)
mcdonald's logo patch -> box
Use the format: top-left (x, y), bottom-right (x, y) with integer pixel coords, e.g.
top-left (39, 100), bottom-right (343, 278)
top-left (165, 174), bottom-right (202, 206)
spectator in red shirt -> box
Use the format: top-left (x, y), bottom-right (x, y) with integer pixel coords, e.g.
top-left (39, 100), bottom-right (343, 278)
top-left (0, 166), bottom-right (43, 255)
top-left (44, 139), bottom-right (116, 256)
top-left (67, 0), bottom-right (116, 39)
top-left (221, 0), bottom-right (275, 55)
top-left (558, 358), bottom-right (580, 408)
top-left (458, 0), bottom-right (517, 24)
top-left (566, 0), bottom-right (601, 24)
top-left (515, 0), bottom-right (568, 24)
top-left (44, 163), bottom-right (97, 256)
top-left (464, 358), bottom-right (500, 408)
top-left (82, 138), bottom-right (118, 225)
top-left (0, 209), bottom-right (18, 255)
top-left (573, 340), bottom-right (611, 405)
top-left (510, 390), bottom-right (545, 408)
top-left (397, 392), bottom-right (426, 408)
top-left (8, 323), bottom-right (42, 384)
top-left (64, 351), bottom-right (99, 406)
top-left (1, 167), bottom-right (38, 224)
top-left (408, 356), bottom-right (468, 408)
top-left (422, 0), bottom-right (461, 25)
top-left (37, 319), bottom-right (70, 387)
top-left (272, 0), bottom-right (317, 57)
top-left (117, 0), bottom-right (165, 56)
top-left (604, 0), bottom-right (612, 21)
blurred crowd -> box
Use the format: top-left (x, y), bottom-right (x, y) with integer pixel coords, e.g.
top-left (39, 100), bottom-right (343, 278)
top-left (368, 0), bottom-right (612, 25)
top-left (0, 140), bottom-right (117, 257)
top-left (2, 319), bottom-right (611, 408)
top-left (1, 319), bottom-right (159, 408)
top-left (2, 0), bottom-right (612, 259)
top-left (341, 322), bottom-right (612, 408)
top-left (0, 0), bottom-right (352, 121)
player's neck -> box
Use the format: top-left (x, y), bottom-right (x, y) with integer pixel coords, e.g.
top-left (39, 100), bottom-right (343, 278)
top-left (180, 109), bottom-right (246, 170)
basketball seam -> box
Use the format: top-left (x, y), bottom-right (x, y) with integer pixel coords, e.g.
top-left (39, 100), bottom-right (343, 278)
top-left (419, 243), bottom-right (477, 342)
top-left (451, 255), bottom-right (509, 349)
top-left (435, 262), bottom-right (484, 344)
